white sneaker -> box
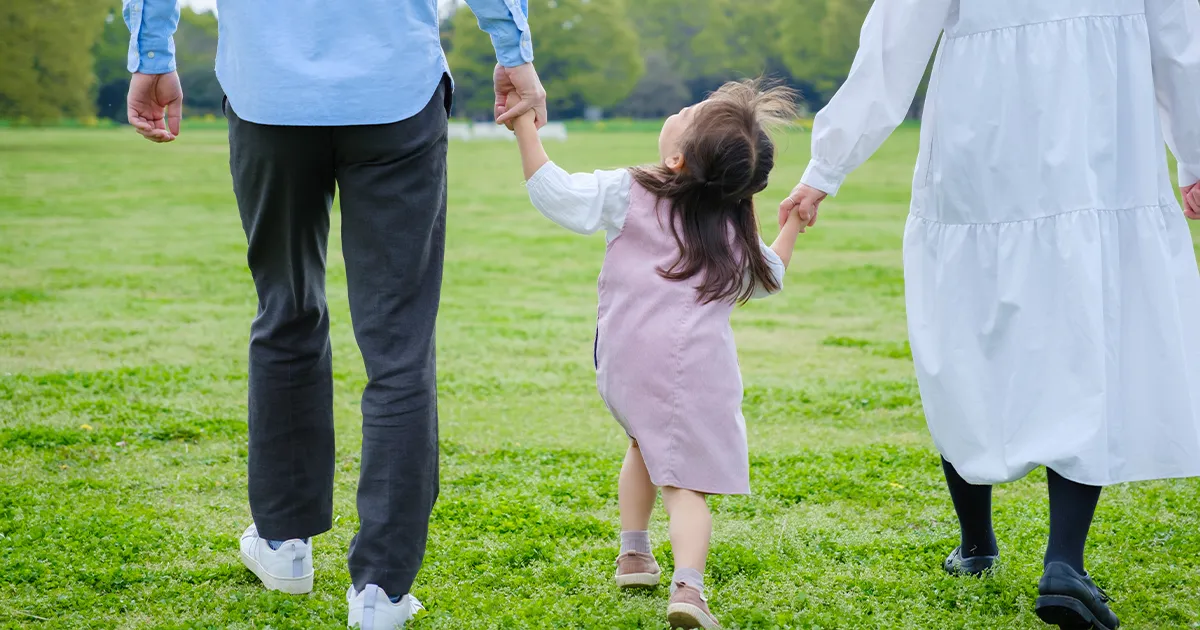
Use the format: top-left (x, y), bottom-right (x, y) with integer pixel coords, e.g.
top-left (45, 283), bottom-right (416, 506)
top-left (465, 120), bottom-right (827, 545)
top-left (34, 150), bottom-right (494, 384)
top-left (346, 584), bottom-right (424, 629)
top-left (238, 523), bottom-right (313, 595)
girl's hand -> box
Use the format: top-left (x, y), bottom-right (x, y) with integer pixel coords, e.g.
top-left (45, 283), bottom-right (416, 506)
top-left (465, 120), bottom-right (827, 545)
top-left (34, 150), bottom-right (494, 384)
top-left (1183, 183), bottom-right (1200, 220)
top-left (504, 92), bottom-right (538, 131)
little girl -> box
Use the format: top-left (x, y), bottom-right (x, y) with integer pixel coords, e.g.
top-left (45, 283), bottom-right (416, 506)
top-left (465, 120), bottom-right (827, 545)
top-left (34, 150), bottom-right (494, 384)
top-left (508, 80), bottom-right (804, 629)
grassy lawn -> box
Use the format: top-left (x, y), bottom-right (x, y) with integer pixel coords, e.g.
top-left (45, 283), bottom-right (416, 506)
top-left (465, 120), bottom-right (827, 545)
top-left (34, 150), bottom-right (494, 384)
top-left (1, 125), bottom-right (1198, 630)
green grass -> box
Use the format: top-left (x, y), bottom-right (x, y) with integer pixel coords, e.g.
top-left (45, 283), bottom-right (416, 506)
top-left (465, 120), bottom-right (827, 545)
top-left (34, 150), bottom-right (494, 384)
top-left (1, 125), bottom-right (1198, 630)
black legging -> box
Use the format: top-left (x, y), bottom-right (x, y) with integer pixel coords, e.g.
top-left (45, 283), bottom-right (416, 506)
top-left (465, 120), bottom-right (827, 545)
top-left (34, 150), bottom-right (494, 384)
top-left (942, 458), bottom-right (1102, 572)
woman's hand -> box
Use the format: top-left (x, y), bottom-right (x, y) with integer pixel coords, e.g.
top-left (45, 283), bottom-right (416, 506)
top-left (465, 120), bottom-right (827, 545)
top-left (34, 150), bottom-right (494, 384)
top-left (1183, 183), bottom-right (1200, 220)
top-left (778, 183), bottom-right (827, 231)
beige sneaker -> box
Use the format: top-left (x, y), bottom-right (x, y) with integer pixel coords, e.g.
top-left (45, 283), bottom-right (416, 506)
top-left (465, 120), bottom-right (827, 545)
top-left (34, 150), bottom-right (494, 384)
top-left (614, 551), bottom-right (662, 588)
top-left (666, 582), bottom-right (721, 629)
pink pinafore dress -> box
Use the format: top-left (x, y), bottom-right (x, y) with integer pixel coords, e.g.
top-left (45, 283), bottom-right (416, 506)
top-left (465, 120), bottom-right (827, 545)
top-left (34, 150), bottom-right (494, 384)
top-left (595, 182), bottom-right (750, 495)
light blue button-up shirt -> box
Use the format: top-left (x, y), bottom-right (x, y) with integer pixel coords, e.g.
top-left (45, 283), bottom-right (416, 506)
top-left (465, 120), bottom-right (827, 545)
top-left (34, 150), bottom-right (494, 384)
top-left (123, 1), bottom-right (533, 126)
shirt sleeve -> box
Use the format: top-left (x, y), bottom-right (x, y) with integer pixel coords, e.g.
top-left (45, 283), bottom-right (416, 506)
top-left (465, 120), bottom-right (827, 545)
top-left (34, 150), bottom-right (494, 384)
top-left (746, 240), bottom-right (786, 300)
top-left (464, 0), bottom-right (535, 67)
top-left (1147, 0), bottom-right (1200, 187)
top-left (801, 0), bottom-right (952, 196)
top-left (525, 163), bottom-right (632, 242)
top-left (122, 0), bottom-right (179, 74)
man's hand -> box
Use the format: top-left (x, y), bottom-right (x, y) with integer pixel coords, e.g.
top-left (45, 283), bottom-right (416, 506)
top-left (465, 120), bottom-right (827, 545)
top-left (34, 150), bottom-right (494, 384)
top-left (128, 71), bottom-right (183, 143)
top-left (494, 63), bottom-right (547, 129)
top-left (778, 183), bottom-right (828, 231)
top-left (1183, 183), bottom-right (1200, 220)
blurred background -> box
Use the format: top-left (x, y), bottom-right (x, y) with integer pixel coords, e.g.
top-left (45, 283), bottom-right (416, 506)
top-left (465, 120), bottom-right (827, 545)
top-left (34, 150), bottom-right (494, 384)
top-left (0, 0), bottom-right (932, 127)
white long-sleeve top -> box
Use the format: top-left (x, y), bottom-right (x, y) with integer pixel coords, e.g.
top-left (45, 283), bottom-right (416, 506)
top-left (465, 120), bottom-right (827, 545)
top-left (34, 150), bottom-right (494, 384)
top-left (801, 0), bottom-right (1200, 200)
top-left (525, 162), bottom-right (785, 299)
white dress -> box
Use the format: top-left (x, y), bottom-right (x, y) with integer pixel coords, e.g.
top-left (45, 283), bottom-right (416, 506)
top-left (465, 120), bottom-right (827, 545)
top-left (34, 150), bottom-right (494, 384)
top-left (802, 0), bottom-right (1200, 485)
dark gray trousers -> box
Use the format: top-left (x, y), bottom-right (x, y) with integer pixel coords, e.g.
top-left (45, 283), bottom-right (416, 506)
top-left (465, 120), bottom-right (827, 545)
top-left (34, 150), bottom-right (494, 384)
top-left (226, 77), bottom-right (450, 597)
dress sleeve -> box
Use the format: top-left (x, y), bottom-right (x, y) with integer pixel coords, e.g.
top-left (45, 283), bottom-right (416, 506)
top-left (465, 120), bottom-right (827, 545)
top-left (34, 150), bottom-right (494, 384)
top-left (525, 162), bottom-right (632, 242)
top-left (746, 240), bottom-right (786, 301)
top-left (1147, 0), bottom-right (1200, 187)
top-left (801, 0), bottom-right (952, 196)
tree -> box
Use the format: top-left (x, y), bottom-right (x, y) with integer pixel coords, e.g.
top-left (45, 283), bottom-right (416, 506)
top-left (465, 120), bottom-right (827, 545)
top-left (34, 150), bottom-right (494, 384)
top-left (94, 3), bottom-right (130, 121)
top-left (528, 0), bottom-right (642, 118)
top-left (174, 9), bottom-right (221, 115)
top-left (0, 0), bottom-right (112, 121)
top-left (445, 7), bottom-right (502, 119)
top-left (627, 0), bottom-right (798, 106)
top-left (447, 0), bottom-right (644, 119)
top-left (611, 53), bottom-right (690, 119)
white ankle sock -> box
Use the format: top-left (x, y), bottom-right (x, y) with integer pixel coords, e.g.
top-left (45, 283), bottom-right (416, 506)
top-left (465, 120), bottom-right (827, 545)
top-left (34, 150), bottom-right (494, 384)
top-left (619, 530), bottom-right (652, 554)
top-left (672, 567), bottom-right (704, 593)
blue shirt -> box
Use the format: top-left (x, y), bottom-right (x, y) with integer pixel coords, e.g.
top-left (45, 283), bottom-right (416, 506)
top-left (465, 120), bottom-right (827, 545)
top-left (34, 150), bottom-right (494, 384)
top-left (123, 0), bottom-right (533, 126)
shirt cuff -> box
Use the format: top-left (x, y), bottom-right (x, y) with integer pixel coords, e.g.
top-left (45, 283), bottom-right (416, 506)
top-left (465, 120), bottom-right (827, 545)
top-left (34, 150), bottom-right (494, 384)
top-left (492, 28), bottom-right (534, 67)
top-left (1179, 161), bottom-right (1200, 188)
top-left (800, 160), bottom-right (846, 197)
top-left (127, 35), bottom-right (176, 74)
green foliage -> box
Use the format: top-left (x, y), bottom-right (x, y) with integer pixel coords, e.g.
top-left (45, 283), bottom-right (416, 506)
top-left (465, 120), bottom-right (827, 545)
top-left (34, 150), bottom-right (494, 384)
top-left (174, 9), bottom-right (222, 115)
top-left (445, 8), bottom-right (502, 120)
top-left (449, 0), bottom-right (644, 119)
top-left (93, 3), bottom-right (131, 122)
top-left (0, 0), bottom-right (112, 122)
top-left (527, 0), bottom-right (642, 115)
top-left (1, 127), bottom-right (1199, 628)
top-left (611, 53), bottom-right (690, 119)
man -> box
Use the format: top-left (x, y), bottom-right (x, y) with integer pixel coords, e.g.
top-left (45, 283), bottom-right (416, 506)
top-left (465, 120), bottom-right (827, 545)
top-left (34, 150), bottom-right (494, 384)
top-left (122, 1), bottom-right (547, 627)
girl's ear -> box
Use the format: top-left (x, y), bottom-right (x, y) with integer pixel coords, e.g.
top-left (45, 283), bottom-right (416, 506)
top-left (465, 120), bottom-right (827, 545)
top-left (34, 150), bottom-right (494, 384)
top-left (665, 154), bottom-right (685, 172)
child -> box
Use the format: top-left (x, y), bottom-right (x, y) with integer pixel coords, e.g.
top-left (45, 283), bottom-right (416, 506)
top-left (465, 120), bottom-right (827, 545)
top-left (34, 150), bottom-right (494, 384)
top-left (508, 80), bottom-right (805, 629)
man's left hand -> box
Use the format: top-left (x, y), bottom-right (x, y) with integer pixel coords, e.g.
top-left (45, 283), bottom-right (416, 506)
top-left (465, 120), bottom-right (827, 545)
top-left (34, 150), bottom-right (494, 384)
top-left (494, 63), bottom-right (547, 129)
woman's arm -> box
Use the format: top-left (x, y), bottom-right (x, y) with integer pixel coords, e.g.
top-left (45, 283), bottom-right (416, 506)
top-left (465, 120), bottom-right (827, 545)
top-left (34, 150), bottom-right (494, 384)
top-left (800, 0), bottom-right (952, 197)
top-left (1147, 0), bottom-right (1200, 219)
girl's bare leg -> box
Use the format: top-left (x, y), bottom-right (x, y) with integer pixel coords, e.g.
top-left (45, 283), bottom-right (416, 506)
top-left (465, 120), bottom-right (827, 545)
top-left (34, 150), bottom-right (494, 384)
top-left (618, 441), bottom-right (656, 554)
top-left (661, 486), bottom-right (711, 586)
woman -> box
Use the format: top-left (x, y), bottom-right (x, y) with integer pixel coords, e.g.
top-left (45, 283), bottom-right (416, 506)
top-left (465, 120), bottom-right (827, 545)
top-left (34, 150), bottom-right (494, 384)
top-left (780, 1), bottom-right (1200, 628)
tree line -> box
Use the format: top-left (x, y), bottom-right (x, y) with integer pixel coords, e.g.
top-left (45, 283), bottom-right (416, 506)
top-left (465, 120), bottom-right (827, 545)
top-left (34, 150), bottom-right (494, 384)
top-left (0, 0), bottom-right (929, 123)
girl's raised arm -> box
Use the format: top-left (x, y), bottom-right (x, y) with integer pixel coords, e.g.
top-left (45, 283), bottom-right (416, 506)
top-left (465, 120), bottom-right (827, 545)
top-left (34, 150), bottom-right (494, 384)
top-left (511, 109), bottom-right (632, 239)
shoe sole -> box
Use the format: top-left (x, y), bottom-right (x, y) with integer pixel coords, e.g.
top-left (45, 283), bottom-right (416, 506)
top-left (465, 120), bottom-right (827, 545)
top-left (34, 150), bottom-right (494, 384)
top-left (1035, 595), bottom-right (1114, 630)
top-left (615, 571), bottom-right (661, 588)
top-left (240, 550), bottom-right (313, 595)
top-left (667, 603), bottom-right (721, 629)
top-left (944, 562), bottom-right (996, 578)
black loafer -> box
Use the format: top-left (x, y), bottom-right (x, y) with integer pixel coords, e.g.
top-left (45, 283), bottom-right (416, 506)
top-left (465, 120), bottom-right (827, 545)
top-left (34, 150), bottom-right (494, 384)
top-left (1035, 561), bottom-right (1120, 630)
top-left (943, 546), bottom-right (998, 577)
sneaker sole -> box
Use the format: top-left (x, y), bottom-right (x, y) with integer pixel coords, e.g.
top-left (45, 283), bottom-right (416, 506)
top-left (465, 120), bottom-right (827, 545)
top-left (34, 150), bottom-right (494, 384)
top-left (240, 550), bottom-right (313, 595)
top-left (1035, 595), bottom-right (1114, 630)
top-left (615, 571), bottom-right (661, 588)
top-left (667, 603), bottom-right (721, 629)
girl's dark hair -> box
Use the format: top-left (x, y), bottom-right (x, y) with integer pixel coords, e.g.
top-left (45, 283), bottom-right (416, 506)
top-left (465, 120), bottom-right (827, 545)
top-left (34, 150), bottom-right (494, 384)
top-left (631, 79), bottom-right (798, 304)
